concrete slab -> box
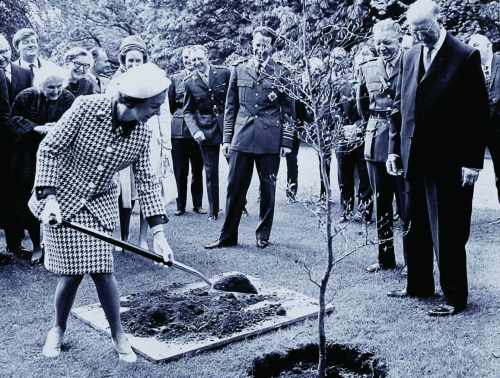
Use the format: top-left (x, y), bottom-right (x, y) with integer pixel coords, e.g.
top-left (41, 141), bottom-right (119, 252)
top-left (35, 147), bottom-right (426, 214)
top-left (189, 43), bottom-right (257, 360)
top-left (71, 272), bottom-right (333, 362)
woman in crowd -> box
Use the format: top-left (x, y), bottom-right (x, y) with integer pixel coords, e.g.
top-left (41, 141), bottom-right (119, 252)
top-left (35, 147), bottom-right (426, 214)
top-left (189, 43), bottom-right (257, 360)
top-left (63, 47), bottom-right (97, 97)
top-left (108, 35), bottom-right (175, 249)
top-left (9, 66), bottom-right (75, 264)
top-left (30, 63), bottom-right (174, 362)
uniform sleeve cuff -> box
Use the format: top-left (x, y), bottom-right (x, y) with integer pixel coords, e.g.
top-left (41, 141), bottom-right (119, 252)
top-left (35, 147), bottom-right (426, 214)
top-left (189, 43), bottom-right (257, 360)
top-left (35, 186), bottom-right (56, 200)
top-left (146, 214), bottom-right (169, 227)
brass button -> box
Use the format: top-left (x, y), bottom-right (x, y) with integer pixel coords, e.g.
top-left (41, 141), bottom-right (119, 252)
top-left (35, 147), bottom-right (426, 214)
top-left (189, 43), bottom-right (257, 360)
top-left (106, 146), bottom-right (114, 153)
top-left (97, 165), bottom-right (105, 172)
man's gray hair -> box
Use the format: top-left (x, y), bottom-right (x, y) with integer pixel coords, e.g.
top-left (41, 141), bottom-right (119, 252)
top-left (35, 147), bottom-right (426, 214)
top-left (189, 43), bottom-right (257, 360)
top-left (406, 0), bottom-right (440, 24)
top-left (33, 65), bottom-right (68, 91)
top-left (190, 44), bottom-right (208, 57)
top-left (468, 33), bottom-right (491, 46)
top-left (373, 19), bottom-right (402, 38)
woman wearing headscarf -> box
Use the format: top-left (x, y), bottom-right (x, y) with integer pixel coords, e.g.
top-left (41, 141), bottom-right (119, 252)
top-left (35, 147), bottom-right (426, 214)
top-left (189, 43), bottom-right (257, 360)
top-left (108, 35), bottom-right (175, 249)
top-left (9, 65), bottom-right (75, 264)
top-left (30, 63), bottom-right (174, 363)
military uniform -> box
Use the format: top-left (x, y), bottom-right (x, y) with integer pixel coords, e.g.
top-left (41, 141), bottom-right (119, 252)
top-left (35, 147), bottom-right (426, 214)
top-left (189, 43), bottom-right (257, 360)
top-left (332, 72), bottom-right (372, 219)
top-left (184, 65), bottom-right (231, 218)
top-left (485, 53), bottom-right (500, 202)
top-left (219, 57), bottom-right (295, 244)
top-left (357, 54), bottom-right (406, 268)
top-left (168, 70), bottom-right (204, 213)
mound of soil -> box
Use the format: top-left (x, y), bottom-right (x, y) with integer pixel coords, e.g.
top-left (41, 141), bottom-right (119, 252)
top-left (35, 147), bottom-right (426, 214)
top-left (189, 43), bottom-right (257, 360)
top-left (212, 273), bottom-right (258, 294)
top-left (121, 287), bottom-right (284, 341)
top-left (249, 343), bottom-right (387, 378)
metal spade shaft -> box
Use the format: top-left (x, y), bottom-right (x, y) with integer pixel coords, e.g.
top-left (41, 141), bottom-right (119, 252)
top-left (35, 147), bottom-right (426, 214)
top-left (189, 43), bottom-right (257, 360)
top-left (52, 219), bottom-right (213, 287)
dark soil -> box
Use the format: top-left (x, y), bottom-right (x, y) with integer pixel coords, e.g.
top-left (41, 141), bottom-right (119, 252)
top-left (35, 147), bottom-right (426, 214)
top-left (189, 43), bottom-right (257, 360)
top-left (212, 273), bottom-right (258, 294)
top-left (249, 343), bottom-right (387, 378)
top-left (121, 287), bottom-right (286, 342)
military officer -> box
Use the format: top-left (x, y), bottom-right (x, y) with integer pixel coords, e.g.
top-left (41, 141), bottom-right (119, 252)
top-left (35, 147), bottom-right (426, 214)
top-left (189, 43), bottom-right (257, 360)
top-left (184, 45), bottom-right (231, 221)
top-left (357, 19), bottom-right (407, 272)
top-left (205, 26), bottom-right (295, 249)
top-left (168, 46), bottom-right (206, 216)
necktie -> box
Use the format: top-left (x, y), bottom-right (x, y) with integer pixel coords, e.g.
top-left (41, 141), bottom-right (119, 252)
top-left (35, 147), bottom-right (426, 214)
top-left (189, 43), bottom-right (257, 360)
top-left (29, 63), bottom-right (35, 75)
top-left (385, 62), bottom-right (393, 77)
top-left (424, 48), bottom-right (433, 71)
top-left (256, 62), bottom-right (261, 76)
top-left (483, 65), bottom-right (491, 87)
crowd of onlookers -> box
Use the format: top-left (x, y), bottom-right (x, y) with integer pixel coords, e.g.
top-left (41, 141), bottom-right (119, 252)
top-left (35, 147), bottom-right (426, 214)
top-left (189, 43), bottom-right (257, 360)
top-left (0, 0), bottom-right (499, 320)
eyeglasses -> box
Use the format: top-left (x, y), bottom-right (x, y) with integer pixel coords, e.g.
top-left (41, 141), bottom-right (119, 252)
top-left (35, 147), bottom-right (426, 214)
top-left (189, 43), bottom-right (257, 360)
top-left (72, 61), bottom-right (91, 70)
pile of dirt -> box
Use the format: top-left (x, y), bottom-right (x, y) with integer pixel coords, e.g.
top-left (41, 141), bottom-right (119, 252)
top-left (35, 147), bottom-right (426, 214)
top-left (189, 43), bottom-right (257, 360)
top-left (212, 273), bottom-right (258, 294)
top-left (121, 288), bottom-right (286, 341)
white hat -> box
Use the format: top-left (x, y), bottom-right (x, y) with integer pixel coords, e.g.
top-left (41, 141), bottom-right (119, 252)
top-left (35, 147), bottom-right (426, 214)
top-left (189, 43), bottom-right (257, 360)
top-left (114, 63), bottom-right (170, 99)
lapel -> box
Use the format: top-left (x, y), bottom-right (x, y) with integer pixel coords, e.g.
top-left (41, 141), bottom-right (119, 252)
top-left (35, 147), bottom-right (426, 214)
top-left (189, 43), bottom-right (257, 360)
top-left (490, 54), bottom-right (500, 91)
top-left (208, 66), bottom-right (216, 88)
top-left (387, 53), bottom-right (402, 82)
top-left (195, 71), bottom-right (209, 91)
top-left (259, 59), bottom-right (276, 83)
top-left (421, 33), bottom-right (452, 83)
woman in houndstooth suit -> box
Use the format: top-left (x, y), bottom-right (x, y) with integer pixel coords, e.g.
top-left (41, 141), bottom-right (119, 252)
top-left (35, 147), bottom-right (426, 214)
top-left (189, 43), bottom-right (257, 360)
top-left (28, 63), bottom-right (174, 363)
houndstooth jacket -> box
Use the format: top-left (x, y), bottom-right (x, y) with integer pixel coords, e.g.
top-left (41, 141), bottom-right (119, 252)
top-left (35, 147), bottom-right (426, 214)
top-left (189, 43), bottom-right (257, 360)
top-left (28, 95), bottom-right (167, 231)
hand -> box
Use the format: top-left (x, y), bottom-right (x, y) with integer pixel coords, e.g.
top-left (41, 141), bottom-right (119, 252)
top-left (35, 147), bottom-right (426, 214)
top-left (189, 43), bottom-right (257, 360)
top-left (386, 154), bottom-right (403, 176)
top-left (153, 231), bottom-right (175, 265)
top-left (34, 125), bottom-right (50, 135)
top-left (40, 196), bottom-right (62, 225)
top-left (461, 167), bottom-right (479, 187)
top-left (280, 147), bottom-right (292, 157)
top-left (222, 143), bottom-right (231, 158)
top-left (193, 130), bottom-right (206, 143)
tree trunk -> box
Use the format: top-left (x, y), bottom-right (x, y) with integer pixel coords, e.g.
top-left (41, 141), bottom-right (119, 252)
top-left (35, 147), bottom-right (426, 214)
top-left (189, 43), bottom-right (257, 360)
top-left (317, 153), bottom-right (334, 378)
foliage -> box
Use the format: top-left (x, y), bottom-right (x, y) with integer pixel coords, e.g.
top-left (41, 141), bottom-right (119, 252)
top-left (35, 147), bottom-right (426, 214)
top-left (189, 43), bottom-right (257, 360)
top-left (0, 0), bottom-right (31, 44)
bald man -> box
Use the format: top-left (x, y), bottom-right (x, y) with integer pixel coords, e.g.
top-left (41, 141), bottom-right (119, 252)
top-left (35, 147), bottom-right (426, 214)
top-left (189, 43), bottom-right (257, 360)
top-left (386, 0), bottom-right (489, 316)
top-left (468, 34), bottom-right (500, 205)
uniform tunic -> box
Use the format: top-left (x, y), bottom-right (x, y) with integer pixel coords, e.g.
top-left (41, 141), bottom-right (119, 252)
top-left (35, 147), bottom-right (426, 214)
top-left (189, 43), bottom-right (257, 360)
top-left (28, 95), bottom-right (167, 275)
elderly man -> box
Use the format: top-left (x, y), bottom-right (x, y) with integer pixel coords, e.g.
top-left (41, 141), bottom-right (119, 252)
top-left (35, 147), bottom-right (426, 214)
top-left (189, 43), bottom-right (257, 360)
top-left (386, 0), bottom-right (489, 316)
top-left (12, 28), bottom-right (57, 77)
top-left (168, 46), bottom-right (206, 216)
top-left (468, 34), bottom-right (500, 206)
top-left (0, 33), bottom-right (32, 257)
top-left (89, 47), bottom-right (111, 93)
top-left (357, 19), bottom-right (406, 272)
top-left (184, 45), bottom-right (231, 221)
top-left (205, 26), bottom-right (295, 249)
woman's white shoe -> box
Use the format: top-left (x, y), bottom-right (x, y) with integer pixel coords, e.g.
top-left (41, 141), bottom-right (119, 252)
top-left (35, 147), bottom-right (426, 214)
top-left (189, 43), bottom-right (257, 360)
top-left (42, 327), bottom-right (64, 358)
top-left (112, 337), bottom-right (137, 363)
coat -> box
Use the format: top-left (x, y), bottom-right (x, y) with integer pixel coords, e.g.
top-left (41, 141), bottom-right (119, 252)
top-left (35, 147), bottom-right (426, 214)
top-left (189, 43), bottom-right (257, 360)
top-left (9, 88), bottom-right (75, 220)
top-left (67, 77), bottom-right (98, 98)
top-left (487, 53), bottom-right (500, 127)
top-left (389, 34), bottom-right (490, 178)
top-left (357, 54), bottom-right (402, 162)
top-left (169, 70), bottom-right (193, 139)
top-left (28, 95), bottom-right (167, 231)
top-left (183, 65), bottom-right (231, 145)
top-left (223, 57), bottom-right (295, 154)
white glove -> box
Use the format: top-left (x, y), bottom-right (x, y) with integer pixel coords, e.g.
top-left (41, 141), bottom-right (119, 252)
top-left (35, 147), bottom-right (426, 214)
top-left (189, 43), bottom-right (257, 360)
top-left (193, 130), bottom-right (206, 143)
top-left (152, 230), bottom-right (175, 265)
top-left (40, 196), bottom-right (62, 225)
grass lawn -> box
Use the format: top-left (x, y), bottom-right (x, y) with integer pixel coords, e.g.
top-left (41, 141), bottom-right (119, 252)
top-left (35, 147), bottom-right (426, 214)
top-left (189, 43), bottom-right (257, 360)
top-left (1, 146), bottom-right (500, 377)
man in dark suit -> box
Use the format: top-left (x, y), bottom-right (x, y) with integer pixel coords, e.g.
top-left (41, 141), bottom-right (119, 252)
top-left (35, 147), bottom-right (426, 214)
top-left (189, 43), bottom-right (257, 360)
top-left (0, 33), bottom-right (33, 256)
top-left (184, 45), bottom-right (231, 221)
top-left (12, 28), bottom-right (58, 77)
top-left (205, 26), bottom-right (295, 249)
top-left (386, 0), bottom-right (490, 316)
top-left (357, 20), bottom-right (406, 273)
top-left (468, 34), bottom-right (500, 205)
top-left (168, 46), bottom-right (206, 216)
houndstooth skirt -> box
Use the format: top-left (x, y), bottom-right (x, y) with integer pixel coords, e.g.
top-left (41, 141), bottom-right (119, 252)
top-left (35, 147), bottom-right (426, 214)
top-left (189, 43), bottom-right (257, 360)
top-left (43, 208), bottom-right (113, 275)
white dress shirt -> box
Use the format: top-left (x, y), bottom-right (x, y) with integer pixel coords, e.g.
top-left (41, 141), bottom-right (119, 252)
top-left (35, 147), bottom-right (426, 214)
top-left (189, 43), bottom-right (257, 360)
top-left (423, 28), bottom-right (447, 70)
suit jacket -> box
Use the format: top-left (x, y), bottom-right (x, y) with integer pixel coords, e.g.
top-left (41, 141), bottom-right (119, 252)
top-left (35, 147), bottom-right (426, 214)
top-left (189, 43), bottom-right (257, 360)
top-left (67, 77), bottom-right (98, 98)
top-left (0, 71), bottom-right (9, 135)
top-left (169, 70), bottom-right (193, 139)
top-left (389, 33), bottom-right (489, 177)
top-left (358, 54), bottom-right (401, 162)
top-left (488, 53), bottom-right (500, 127)
top-left (223, 58), bottom-right (295, 154)
top-left (183, 65), bottom-right (231, 145)
top-left (28, 95), bottom-right (166, 231)
top-left (8, 64), bottom-right (33, 104)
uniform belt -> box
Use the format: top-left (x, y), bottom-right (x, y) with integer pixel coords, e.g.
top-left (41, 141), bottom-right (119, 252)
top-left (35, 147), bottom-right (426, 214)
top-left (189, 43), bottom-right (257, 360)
top-left (370, 110), bottom-right (392, 118)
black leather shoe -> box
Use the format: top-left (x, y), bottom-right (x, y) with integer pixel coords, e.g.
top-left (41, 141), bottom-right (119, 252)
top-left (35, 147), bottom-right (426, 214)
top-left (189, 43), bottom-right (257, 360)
top-left (193, 207), bottom-right (207, 214)
top-left (204, 239), bottom-right (236, 249)
top-left (7, 247), bottom-right (32, 257)
top-left (174, 209), bottom-right (185, 216)
top-left (387, 289), bottom-right (409, 298)
top-left (427, 304), bottom-right (464, 317)
top-left (31, 248), bottom-right (44, 265)
top-left (0, 254), bottom-right (11, 265)
top-left (208, 214), bottom-right (218, 221)
top-left (256, 239), bottom-right (269, 249)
